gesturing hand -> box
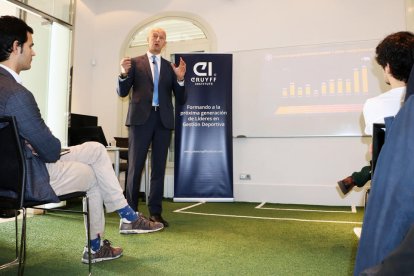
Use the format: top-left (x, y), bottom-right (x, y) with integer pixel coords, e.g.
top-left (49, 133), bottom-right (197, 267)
top-left (120, 57), bottom-right (131, 75)
top-left (171, 57), bottom-right (186, 81)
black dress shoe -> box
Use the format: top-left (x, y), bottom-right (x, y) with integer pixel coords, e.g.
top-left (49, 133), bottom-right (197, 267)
top-left (149, 215), bottom-right (169, 227)
top-left (337, 176), bottom-right (356, 195)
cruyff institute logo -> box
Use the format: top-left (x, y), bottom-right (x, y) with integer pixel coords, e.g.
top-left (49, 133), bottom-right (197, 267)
top-left (191, 61), bottom-right (217, 86)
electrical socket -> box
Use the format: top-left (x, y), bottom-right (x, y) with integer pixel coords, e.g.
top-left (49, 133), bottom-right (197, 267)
top-left (239, 174), bottom-right (251, 180)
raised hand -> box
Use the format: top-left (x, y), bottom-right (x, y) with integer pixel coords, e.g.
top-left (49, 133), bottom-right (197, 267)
top-left (120, 57), bottom-right (131, 76)
top-left (171, 57), bottom-right (186, 81)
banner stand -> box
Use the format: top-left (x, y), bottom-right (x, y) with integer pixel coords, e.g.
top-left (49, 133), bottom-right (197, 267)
top-left (174, 53), bottom-right (233, 202)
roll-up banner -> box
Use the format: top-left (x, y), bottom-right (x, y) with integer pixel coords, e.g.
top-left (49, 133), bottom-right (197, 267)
top-left (174, 53), bottom-right (233, 202)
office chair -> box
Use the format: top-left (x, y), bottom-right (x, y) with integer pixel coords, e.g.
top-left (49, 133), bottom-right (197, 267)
top-left (0, 116), bottom-right (92, 275)
top-left (365, 123), bottom-right (386, 206)
top-left (371, 123), bottom-right (386, 174)
top-left (113, 137), bottom-right (147, 201)
top-left (113, 137), bottom-right (128, 194)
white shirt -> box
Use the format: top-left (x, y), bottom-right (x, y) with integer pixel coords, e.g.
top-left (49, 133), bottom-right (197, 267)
top-left (145, 51), bottom-right (184, 86)
top-left (147, 51), bottom-right (160, 80)
top-left (0, 64), bottom-right (22, 84)
top-left (363, 87), bottom-right (405, 135)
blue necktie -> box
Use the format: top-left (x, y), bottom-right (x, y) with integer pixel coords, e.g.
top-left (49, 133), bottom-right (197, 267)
top-left (152, 55), bottom-right (159, 106)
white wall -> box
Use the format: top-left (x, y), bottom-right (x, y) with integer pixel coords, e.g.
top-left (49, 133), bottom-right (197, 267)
top-left (72, 0), bottom-right (407, 206)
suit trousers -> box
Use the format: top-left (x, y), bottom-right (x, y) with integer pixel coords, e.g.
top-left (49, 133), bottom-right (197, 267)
top-left (127, 109), bottom-right (171, 215)
top-left (46, 142), bottom-right (127, 240)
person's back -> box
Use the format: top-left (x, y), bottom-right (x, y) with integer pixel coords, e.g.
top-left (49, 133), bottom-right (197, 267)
top-left (337, 31), bottom-right (414, 195)
top-left (363, 87), bottom-right (405, 135)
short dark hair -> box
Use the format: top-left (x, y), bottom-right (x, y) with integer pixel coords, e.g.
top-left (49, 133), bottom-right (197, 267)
top-left (0, 15), bottom-right (33, 62)
top-left (376, 31), bottom-right (414, 83)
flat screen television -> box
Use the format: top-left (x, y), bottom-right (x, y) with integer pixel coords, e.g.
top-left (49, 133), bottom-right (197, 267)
top-left (70, 113), bottom-right (98, 128)
top-left (68, 113), bottom-right (108, 146)
top-left (68, 126), bottom-right (108, 147)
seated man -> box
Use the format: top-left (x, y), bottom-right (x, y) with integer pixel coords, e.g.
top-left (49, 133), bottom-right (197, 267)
top-left (337, 31), bottom-right (414, 194)
top-left (0, 15), bottom-right (163, 264)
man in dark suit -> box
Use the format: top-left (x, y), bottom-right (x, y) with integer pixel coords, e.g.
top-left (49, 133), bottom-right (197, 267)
top-left (0, 15), bottom-right (163, 264)
top-left (117, 27), bottom-right (187, 227)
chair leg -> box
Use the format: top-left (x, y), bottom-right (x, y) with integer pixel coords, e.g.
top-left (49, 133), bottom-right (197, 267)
top-left (18, 207), bottom-right (27, 276)
top-left (122, 169), bottom-right (128, 197)
top-left (31, 194), bottom-right (92, 274)
top-left (84, 196), bottom-right (92, 275)
top-left (0, 210), bottom-right (20, 272)
top-left (14, 209), bottom-right (19, 259)
top-left (364, 188), bottom-right (370, 208)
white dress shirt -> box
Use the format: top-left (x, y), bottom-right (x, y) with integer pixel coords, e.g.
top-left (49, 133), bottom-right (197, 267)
top-left (363, 87), bottom-right (405, 135)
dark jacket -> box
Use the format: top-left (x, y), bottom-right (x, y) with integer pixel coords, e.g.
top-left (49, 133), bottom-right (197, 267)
top-left (117, 54), bottom-right (187, 129)
top-left (0, 66), bottom-right (60, 202)
top-left (354, 95), bottom-right (414, 275)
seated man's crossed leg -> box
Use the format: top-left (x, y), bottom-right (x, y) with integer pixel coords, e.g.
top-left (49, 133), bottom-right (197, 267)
top-left (46, 142), bottom-right (163, 263)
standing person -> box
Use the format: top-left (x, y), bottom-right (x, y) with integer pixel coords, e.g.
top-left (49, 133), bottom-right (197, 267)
top-left (117, 28), bottom-right (187, 227)
top-left (337, 31), bottom-right (414, 195)
top-left (0, 15), bottom-right (163, 264)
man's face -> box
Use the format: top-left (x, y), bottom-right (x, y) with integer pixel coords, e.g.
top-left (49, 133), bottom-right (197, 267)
top-left (147, 29), bottom-right (166, 55)
top-left (16, 32), bottom-right (35, 72)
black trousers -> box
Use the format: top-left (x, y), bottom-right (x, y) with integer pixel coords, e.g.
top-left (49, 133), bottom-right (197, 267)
top-left (126, 109), bottom-right (171, 215)
top-left (351, 164), bottom-right (372, 187)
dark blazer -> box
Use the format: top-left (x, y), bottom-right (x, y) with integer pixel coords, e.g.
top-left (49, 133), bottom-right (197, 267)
top-left (117, 54), bottom-right (187, 129)
top-left (0, 66), bottom-right (60, 202)
top-left (354, 95), bottom-right (414, 275)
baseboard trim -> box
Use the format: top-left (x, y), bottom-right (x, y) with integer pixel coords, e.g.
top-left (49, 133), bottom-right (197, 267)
top-left (234, 182), bottom-right (366, 206)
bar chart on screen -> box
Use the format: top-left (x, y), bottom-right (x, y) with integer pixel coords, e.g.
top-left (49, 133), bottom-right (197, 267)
top-left (281, 65), bottom-right (369, 98)
top-left (233, 39), bottom-right (387, 137)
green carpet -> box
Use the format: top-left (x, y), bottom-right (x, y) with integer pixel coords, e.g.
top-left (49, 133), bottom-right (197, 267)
top-left (0, 200), bottom-right (363, 275)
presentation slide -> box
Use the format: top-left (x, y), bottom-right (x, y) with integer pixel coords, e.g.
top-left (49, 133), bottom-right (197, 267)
top-left (233, 39), bottom-right (387, 137)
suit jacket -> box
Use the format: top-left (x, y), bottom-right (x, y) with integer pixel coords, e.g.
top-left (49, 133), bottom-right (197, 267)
top-left (0, 66), bottom-right (60, 203)
top-left (354, 95), bottom-right (414, 275)
top-left (117, 54), bottom-right (187, 129)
